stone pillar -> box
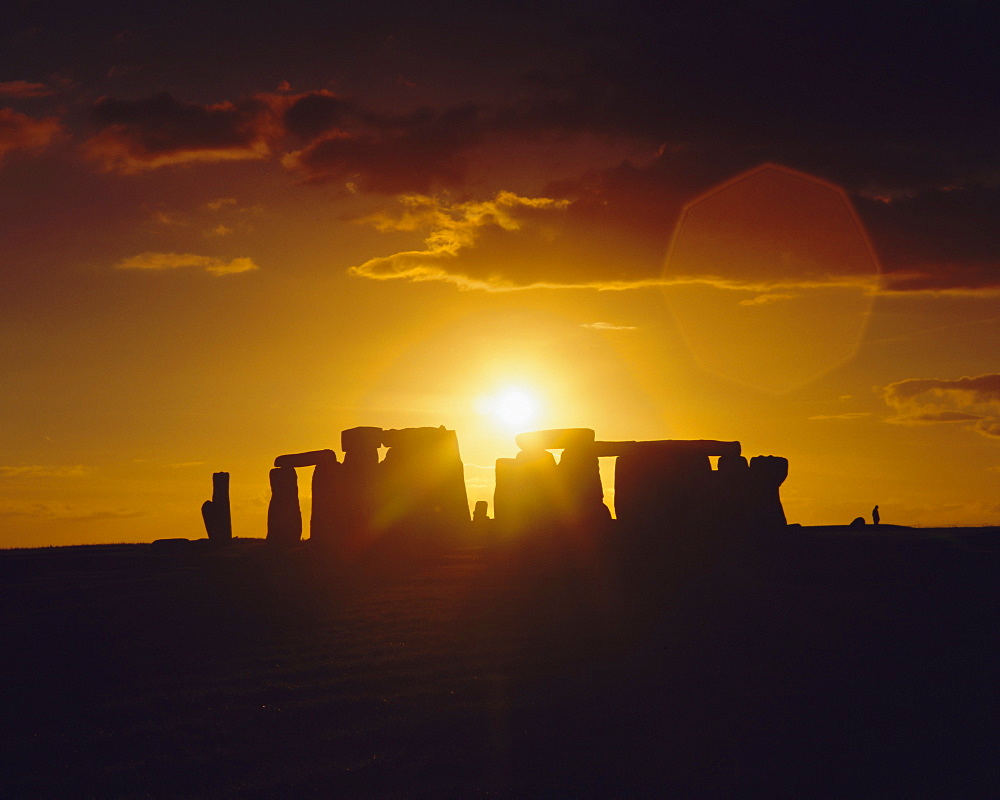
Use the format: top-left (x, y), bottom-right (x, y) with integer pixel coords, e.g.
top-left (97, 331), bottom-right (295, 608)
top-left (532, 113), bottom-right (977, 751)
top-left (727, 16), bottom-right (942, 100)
top-left (310, 452), bottom-right (342, 546)
top-left (747, 455), bottom-right (788, 530)
top-left (379, 426), bottom-right (471, 531)
top-left (274, 450), bottom-right (342, 545)
top-left (341, 427), bottom-right (384, 534)
top-left (613, 449), bottom-right (712, 532)
top-left (266, 466), bottom-right (301, 546)
top-left (201, 471), bottom-right (233, 543)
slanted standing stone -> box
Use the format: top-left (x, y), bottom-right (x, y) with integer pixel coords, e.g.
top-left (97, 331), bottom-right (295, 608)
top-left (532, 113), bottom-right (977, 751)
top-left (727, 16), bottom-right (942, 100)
top-left (201, 471), bottom-right (233, 543)
top-left (266, 466), bottom-right (302, 546)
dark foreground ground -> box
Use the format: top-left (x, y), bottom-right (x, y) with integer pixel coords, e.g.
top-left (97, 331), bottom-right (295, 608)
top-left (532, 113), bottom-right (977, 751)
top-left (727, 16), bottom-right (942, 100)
top-left (1, 524), bottom-right (996, 798)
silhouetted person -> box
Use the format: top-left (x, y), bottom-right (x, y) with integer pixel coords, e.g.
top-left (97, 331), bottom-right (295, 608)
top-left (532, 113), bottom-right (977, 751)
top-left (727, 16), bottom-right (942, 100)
top-left (872, 504), bottom-right (880, 526)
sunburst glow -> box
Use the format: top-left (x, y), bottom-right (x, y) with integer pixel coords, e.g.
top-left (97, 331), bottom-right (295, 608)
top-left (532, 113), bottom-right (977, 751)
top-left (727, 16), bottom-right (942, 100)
top-left (476, 387), bottom-right (540, 431)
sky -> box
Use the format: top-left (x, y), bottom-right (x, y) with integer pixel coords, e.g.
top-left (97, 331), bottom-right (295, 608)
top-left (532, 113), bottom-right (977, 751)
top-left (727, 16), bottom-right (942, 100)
top-left (2, 0), bottom-right (998, 547)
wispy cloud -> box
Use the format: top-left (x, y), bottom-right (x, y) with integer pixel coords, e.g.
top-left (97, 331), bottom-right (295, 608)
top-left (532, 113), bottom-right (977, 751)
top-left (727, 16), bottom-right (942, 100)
top-left (116, 252), bottom-right (259, 276)
top-left (808, 412), bottom-right (871, 421)
top-left (0, 80), bottom-right (54, 98)
top-left (348, 191), bottom-right (571, 290)
top-left (205, 224), bottom-right (234, 237)
top-left (0, 465), bottom-right (89, 478)
top-left (739, 293), bottom-right (797, 306)
top-left (882, 374), bottom-right (1000, 438)
top-left (582, 321), bottom-right (637, 331)
top-left (0, 502), bottom-right (146, 521)
top-left (342, 164), bottom-right (897, 294)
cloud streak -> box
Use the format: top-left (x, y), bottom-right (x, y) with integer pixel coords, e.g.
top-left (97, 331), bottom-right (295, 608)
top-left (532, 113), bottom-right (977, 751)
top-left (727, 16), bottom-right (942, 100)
top-left (85, 92), bottom-right (278, 173)
top-left (582, 322), bottom-right (637, 331)
top-left (117, 252), bottom-right (259, 276)
top-left (346, 183), bottom-right (885, 293)
top-left (0, 80), bottom-right (54, 98)
top-left (0, 465), bottom-right (89, 478)
top-left (347, 191), bottom-right (571, 290)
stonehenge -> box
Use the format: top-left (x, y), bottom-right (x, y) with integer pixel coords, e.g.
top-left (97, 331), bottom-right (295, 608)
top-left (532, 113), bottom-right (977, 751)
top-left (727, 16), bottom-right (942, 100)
top-left (255, 423), bottom-right (789, 556)
top-left (266, 426), bottom-right (470, 552)
top-left (494, 429), bottom-right (787, 538)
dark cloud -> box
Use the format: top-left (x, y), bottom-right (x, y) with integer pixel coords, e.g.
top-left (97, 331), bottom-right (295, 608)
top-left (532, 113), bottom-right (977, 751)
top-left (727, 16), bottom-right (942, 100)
top-left (858, 187), bottom-right (1000, 294)
top-left (85, 92), bottom-right (278, 173)
top-left (885, 374), bottom-right (1000, 404)
top-left (282, 101), bottom-right (488, 193)
top-left (63, 0), bottom-right (997, 292)
top-left (0, 80), bottom-right (54, 98)
top-left (282, 91), bottom-right (359, 140)
top-left (883, 374), bottom-right (1000, 438)
top-left (0, 107), bottom-right (61, 163)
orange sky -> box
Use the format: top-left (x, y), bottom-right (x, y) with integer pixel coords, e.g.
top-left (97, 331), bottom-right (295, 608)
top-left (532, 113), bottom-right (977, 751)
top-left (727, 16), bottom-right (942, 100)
top-left (2, 2), bottom-right (998, 546)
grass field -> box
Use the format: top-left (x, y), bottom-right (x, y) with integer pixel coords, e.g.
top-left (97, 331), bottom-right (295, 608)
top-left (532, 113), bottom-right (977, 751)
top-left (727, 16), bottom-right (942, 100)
top-left (1, 525), bottom-right (996, 797)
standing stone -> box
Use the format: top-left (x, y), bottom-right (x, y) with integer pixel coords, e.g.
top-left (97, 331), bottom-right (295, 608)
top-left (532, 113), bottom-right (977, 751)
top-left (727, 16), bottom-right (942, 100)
top-left (340, 427), bottom-right (384, 535)
top-left (201, 471), bottom-right (233, 543)
top-left (614, 449), bottom-right (712, 532)
top-left (266, 466), bottom-right (302, 546)
top-left (493, 457), bottom-right (521, 531)
top-left (379, 426), bottom-right (471, 531)
top-left (308, 450), bottom-right (342, 546)
top-left (556, 445), bottom-right (610, 527)
top-left (747, 455), bottom-right (788, 530)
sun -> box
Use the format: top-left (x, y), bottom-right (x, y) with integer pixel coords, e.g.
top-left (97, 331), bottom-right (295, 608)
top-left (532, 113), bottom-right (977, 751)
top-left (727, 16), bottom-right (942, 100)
top-left (476, 387), bottom-right (540, 431)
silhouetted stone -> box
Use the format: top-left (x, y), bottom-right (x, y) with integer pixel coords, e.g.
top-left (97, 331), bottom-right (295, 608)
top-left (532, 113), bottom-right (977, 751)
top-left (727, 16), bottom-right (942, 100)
top-left (274, 449), bottom-right (338, 469)
top-left (493, 458), bottom-right (520, 530)
top-left (850, 516), bottom-right (867, 528)
top-left (747, 455), bottom-right (788, 529)
top-left (379, 426), bottom-right (470, 530)
top-left (594, 439), bottom-right (741, 459)
top-left (515, 428), bottom-right (595, 452)
top-left (556, 444), bottom-right (610, 528)
top-left (493, 448), bottom-right (561, 533)
top-left (308, 450), bottom-right (342, 546)
top-left (473, 500), bottom-right (489, 523)
top-left (340, 427), bottom-right (383, 535)
top-left (266, 466), bottom-right (301, 546)
top-left (715, 454), bottom-right (752, 531)
top-left (614, 449), bottom-right (713, 533)
top-left (200, 471), bottom-right (232, 543)
top-left (341, 426), bottom-right (384, 457)
top-left (505, 429), bottom-right (612, 530)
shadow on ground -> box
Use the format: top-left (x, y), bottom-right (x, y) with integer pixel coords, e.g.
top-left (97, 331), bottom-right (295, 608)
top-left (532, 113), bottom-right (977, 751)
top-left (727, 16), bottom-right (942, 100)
top-left (0, 525), bottom-right (996, 797)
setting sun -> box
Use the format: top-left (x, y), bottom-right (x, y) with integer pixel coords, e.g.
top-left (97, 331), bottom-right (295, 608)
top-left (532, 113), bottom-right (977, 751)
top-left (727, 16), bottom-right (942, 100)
top-left (476, 387), bottom-right (540, 431)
